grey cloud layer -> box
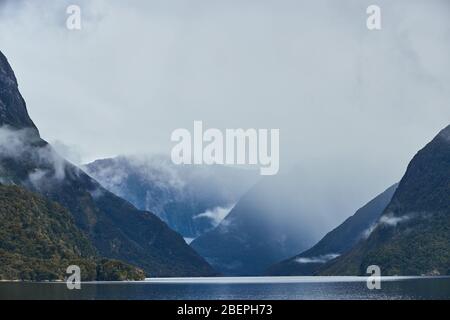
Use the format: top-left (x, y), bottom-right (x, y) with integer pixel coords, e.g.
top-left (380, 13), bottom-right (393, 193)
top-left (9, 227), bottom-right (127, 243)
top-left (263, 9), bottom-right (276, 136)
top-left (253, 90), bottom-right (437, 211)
top-left (0, 0), bottom-right (449, 224)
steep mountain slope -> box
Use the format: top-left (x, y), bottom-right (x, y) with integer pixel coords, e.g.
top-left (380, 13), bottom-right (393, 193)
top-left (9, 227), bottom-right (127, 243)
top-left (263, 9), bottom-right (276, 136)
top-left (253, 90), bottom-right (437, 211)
top-left (266, 183), bottom-right (398, 275)
top-left (0, 52), bottom-right (38, 131)
top-left (190, 171), bottom-right (347, 276)
top-left (0, 185), bottom-right (145, 281)
top-left (0, 50), bottom-right (216, 277)
top-left (84, 156), bottom-right (258, 239)
top-left (320, 125), bottom-right (450, 276)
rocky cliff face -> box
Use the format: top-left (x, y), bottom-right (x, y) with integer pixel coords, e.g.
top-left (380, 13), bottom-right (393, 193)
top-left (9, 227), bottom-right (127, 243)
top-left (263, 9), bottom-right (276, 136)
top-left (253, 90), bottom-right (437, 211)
top-left (0, 52), bottom-right (38, 131)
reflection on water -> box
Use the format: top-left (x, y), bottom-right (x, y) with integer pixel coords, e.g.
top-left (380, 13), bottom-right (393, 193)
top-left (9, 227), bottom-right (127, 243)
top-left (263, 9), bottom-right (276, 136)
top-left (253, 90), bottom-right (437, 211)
top-left (1, 277), bottom-right (450, 300)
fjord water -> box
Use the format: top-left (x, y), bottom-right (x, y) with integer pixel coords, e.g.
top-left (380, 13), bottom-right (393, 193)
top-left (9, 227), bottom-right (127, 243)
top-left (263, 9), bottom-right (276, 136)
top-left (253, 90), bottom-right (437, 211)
top-left (1, 277), bottom-right (450, 300)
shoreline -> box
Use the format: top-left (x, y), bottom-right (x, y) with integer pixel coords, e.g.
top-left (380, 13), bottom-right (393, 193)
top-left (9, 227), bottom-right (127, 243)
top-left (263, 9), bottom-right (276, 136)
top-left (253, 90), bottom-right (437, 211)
top-left (1, 275), bottom-right (449, 284)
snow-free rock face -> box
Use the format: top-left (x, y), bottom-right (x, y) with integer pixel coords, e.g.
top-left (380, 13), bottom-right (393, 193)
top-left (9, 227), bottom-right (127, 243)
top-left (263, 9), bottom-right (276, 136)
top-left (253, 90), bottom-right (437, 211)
top-left (0, 50), bottom-right (216, 277)
top-left (0, 51), bottom-right (38, 131)
top-left (438, 124), bottom-right (450, 143)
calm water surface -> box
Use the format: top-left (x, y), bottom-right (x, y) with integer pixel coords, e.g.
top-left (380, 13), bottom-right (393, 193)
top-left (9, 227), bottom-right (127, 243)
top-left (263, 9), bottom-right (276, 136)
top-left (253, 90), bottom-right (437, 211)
top-left (1, 277), bottom-right (449, 300)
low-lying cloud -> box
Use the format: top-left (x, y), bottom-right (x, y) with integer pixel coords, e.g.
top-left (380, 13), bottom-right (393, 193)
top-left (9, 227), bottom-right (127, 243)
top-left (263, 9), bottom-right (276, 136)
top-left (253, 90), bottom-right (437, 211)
top-left (0, 125), bottom-right (68, 185)
top-left (362, 212), bottom-right (415, 239)
top-left (379, 214), bottom-right (412, 227)
top-left (194, 205), bottom-right (235, 227)
top-left (295, 253), bottom-right (340, 264)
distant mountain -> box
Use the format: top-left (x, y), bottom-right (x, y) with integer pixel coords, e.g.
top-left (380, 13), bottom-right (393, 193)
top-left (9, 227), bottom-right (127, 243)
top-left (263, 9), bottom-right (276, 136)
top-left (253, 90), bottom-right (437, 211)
top-left (0, 50), bottom-right (216, 277)
top-left (84, 156), bottom-right (258, 239)
top-left (190, 171), bottom-right (346, 276)
top-left (266, 183), bottom-right (398, 276)
top-left (0, 185), bottom-right (145, 281)
top-left (320, 125), bottom-right (450, 276)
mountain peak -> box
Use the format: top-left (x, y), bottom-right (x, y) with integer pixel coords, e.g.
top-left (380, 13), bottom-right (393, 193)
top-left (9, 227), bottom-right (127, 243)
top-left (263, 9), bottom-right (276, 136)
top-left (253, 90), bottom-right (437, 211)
top-left (0, 51), bottom-right (18, 87)
top-left (438, 124), bottom-right (450, 143)
top-left (0, 50), bottom-right (38, 132)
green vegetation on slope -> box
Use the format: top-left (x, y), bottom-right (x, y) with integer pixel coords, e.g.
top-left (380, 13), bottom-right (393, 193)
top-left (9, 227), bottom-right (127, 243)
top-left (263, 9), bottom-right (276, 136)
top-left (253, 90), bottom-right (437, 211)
top-left (0, 185), bottom-right (145, 281)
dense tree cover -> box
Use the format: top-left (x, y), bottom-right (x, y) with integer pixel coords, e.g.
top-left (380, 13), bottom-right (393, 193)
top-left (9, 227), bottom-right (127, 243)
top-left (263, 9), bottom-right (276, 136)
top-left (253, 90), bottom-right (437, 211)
top-left (0, 185), bottom-right (145, 281)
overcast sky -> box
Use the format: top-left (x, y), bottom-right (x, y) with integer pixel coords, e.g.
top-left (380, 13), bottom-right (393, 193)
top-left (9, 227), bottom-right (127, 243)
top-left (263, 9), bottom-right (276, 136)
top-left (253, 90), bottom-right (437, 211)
top-left (0, 0), bottom-right (449, 218)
